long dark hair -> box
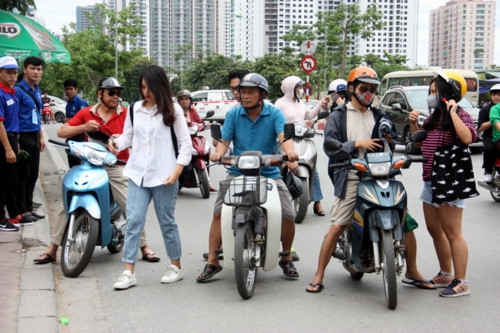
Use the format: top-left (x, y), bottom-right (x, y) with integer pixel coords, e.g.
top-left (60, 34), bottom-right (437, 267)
top-left (423, 76), bottom-right (455, 132)
top-left (139, 65), bottom-right (175, 126)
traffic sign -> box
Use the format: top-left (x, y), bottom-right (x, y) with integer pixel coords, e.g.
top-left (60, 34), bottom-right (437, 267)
top-left (300, 55), bottom-right (316, 73)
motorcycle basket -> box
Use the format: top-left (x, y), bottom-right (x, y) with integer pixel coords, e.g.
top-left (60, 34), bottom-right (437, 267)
top-left (220, 176), bottom-right (268, 206)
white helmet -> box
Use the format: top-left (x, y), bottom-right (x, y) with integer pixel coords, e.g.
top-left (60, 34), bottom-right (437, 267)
top-left (490, 84), bottom-right (500, 93)
top-left (328, 79), bottom-right (347, 95)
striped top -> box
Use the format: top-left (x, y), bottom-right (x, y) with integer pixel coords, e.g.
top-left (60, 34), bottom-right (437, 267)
top-left (421, 109), bottom-right (476, 181)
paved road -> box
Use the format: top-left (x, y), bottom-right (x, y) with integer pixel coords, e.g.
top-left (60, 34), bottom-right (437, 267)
top-left (31, 123), bottom-right (500, 332)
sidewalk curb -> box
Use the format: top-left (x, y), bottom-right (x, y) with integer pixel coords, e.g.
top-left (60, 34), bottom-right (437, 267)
top-left (17, 128), bottom-right (64, 332)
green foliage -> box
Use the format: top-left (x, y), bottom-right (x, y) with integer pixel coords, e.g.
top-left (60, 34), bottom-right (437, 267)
top-left (252, 54), bottom-right (302, 101)
top-left (39, 3), bottom-right (146, 104)
top-left (0, 0), bottom-right (36, 14)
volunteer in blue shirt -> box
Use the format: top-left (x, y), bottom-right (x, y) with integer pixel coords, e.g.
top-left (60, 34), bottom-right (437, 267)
top-left (63, 78), bottom-right (89, 167)
top-left (14, 56), bottom-right (45, 221)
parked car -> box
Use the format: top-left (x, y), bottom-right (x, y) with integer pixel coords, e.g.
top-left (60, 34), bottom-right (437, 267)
top-left (377, 85), bottom-right (482, 153)
top-left (47, 95), bottom-right (67, 123)
top-left (191, 89), bottom-right (237, 123)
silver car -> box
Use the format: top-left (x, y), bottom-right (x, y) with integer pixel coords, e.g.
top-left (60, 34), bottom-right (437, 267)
top-left (377, 85), bottom-right (482, 153)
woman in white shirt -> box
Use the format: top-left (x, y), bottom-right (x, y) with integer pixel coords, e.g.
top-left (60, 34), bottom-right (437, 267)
top-left (110, 65), bottom-right (192, 290)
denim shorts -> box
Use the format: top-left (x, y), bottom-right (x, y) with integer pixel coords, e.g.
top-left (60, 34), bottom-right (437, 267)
top-left (419, 180), bottom-right (465, 208)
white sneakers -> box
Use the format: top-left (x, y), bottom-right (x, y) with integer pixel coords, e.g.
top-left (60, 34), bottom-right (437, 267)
top-left (161, 265), bottom-right (184, 284)
top-left (113, 265), bottom-right (183, 290)
top-left (113, 270), bottom-right (137, 290)
top-left (483, 173), bottom-right (493, 183)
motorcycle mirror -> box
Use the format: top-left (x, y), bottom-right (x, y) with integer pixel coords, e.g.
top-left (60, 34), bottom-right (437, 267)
top-left (86, 131), bottom-right (110, 146)
top-left (284, 123), bottom-right (295, 141)
top-left (317, 110), bottom-right (329, 121)
top-left (205, 110), bottom-right (215, 119)
top-left (324, 138), bottom-right (342, 151)
top-left (409, 130), bottom-right (427, 143)
top-left (211, 123), bottom-right (222, 141)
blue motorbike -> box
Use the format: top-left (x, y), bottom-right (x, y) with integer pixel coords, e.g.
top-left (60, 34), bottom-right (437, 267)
top-left (49, 136), bottom-right (124, 278)
top-left (326, 126), bottom-right (427, 309)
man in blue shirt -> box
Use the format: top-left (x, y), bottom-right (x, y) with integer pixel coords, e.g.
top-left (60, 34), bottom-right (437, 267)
top-left (63, 78), bottom-right (88, 167)
top-left (14, 56), bottom-right (46, 221)
top-left (0, 56), bottom-right (21, 231)
top-left (196, 73), bottom-right (299, 282)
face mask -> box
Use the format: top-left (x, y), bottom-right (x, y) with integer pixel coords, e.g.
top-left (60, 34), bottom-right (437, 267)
top-left (427, 94), bottom-right (439, 109)
top-left (296, 88), bottom-right (304, 99)
top-left (181, 105), bottom-right (190, 110)
top-left (356, 92), bottom-right (375, 107)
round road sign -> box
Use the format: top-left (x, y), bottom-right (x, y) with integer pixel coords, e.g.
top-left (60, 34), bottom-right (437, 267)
top-left (301, 55), bottom-right (317, 73)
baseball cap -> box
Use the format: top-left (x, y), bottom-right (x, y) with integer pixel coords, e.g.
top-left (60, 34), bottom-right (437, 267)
top-left (0, 56), bottom-right (20, 69)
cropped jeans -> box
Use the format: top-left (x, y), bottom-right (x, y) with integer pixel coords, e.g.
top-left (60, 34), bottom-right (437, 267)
top-left (122, 179), bottom-right (182, 264)
top-left (312, 168), bottom-right (323, 202)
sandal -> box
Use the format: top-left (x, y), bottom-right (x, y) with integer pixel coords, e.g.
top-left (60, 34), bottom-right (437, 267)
top-left (306, 282), bottom-right (324, 293)
top-left (196, 264), bottom-right (222, 282)
top-left (313, 202), bottom-right (325, 216)
top-left (142, 252), bottom-right (161, 262)
top-left (33, 253), bottom-right (56, 265)
top-left (279, 260), bottom-right (299, 278)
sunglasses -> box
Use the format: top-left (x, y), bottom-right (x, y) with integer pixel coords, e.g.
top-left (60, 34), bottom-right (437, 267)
top-left (358, 86), bottom-right (377, 94)
top-left (107, 90), bottom-right (122, 97)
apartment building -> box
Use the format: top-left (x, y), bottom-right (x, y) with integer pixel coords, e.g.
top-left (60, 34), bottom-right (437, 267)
top-left (428, 0), bottom-right (495, 70)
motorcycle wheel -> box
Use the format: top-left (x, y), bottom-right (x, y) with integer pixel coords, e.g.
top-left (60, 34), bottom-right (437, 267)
top-left (234, 221), bottom-right (257, 299)
top-left (61, 211), bottom-right (99, 278)
top-left (350, 272), bottom-right (364, 280)
top-left (294, 178), bottom-right (309, 223)
top-left (380, 229), bottom-right (397, 309)
top-left (107, 224), bottom-right (124, 254)
top-left (197, 168), bottom-right (210, 199)
top-left (490, 190), bottom-right (500, 202)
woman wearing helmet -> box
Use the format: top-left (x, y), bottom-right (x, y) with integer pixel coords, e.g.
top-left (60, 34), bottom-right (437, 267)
top-left (327, 78), bottom-right (348, 111)
top-left (275, 75), bottom-right (329, 216)
top-left (176, 89), bottom-right (203, 123)
top-left (478, 84), bottom-right (500, 182)
top-left (408, 71), bottom-right (477, 297)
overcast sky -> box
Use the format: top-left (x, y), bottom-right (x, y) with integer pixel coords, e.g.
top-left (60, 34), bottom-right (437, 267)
top-left (34, 0), bottom-right (500, 67)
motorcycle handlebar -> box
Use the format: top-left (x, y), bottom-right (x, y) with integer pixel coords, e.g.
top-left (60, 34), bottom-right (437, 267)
top-left (48, 139), bottom-right (68, 148)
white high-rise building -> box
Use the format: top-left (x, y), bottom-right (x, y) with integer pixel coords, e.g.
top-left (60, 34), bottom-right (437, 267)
top-left (428, 0), bottom-right (496, 70)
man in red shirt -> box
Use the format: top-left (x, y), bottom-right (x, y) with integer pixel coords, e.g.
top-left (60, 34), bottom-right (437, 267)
top-left (33, 77), bottom-right (159, 264)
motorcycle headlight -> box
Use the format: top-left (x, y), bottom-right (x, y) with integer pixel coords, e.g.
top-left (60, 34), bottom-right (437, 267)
top-left (79, 145), bottom-right (116, 166)
top-left (238, 155), bottom-right (261, 169)
top-left (294, 124), bottom-right (309, 138)
top-left (368, 162), bottom-right (391, 177)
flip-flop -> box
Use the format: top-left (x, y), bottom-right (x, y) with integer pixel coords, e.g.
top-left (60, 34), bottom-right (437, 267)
top-left (33, 253), bottom-right (56, 265)
top-left (402, 278), bottom-right (437, 290)
top-left (306, 282), bottom-right (324, 293)
top-left (142, 252), bottom-right (161, 263)
top-left (196, 264), bottom-right (222, 282)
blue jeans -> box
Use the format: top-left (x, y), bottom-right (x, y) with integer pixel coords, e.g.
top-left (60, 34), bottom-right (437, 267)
top-left (122, 179), bottom-right (182, 264)
top-left (312, 168), bottom-right (323, 202)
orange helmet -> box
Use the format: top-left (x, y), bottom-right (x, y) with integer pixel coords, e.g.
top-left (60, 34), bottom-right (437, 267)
top-left (435, 71), bottom-right (466, 102)
top-left (347, 66), bottom-right (380, 85)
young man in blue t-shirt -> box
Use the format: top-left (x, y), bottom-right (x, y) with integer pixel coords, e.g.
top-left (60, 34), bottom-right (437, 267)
top-left (63, 78), bottom-right (88, 167)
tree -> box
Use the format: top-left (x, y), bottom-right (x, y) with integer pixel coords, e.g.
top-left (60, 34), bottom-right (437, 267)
top-left (252, 54), bottom-right (302, 102)
top-left (315, 4), bottom-right (384, 79)
top-left (0, 0), bottom-right (36, 14)
top-left (40, 3), bottom-right (146, 103)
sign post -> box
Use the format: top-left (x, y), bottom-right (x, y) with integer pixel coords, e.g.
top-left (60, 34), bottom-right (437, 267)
top-left (300, 41), bottom-right (316, 102)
